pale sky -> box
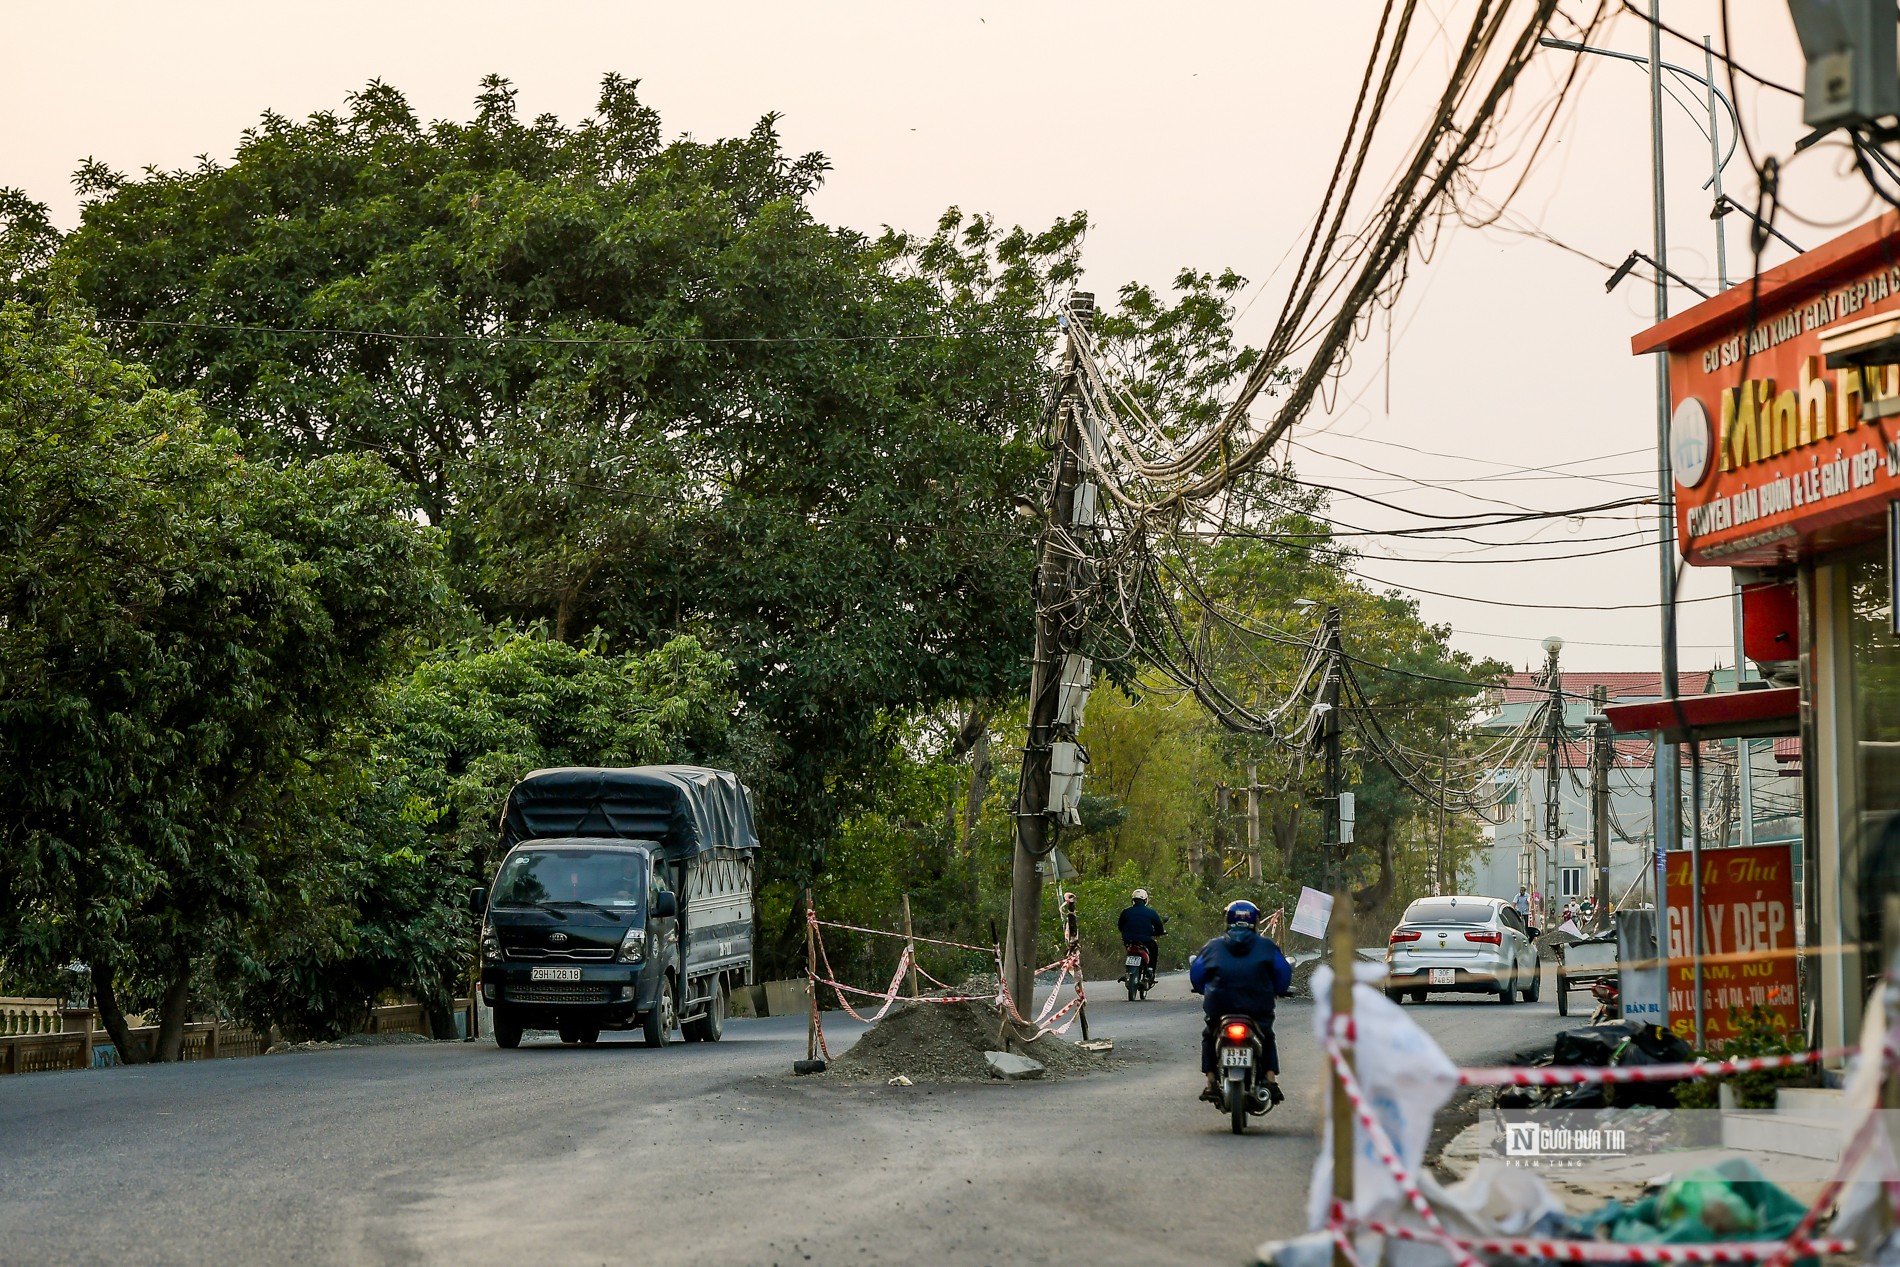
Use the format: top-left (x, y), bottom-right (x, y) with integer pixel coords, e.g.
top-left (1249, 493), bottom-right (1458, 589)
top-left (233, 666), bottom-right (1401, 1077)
top-left (3, 2), bottom-right (1861, 674)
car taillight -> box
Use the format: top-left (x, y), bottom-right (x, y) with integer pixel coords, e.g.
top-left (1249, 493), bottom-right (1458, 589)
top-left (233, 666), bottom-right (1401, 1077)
top-left (1389, 931), bottom-right (1421, 943)
top-left (1223, 1022), bottom-right (1251, 1042)
top-left (1465, 930), bottom-right (1502, 944)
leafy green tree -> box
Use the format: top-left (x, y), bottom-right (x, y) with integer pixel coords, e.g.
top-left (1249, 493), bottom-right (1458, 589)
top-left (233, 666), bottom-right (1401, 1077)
top-left (56, 77), bottom-right (1083, 903)
top-left (0, 299), bottom-right (442, 1060)
top-left (238, 628), bottom-right (736, 1038)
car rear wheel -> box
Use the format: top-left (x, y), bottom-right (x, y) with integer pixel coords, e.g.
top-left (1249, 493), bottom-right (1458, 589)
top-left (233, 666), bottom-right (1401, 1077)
top-left (1410, 988), bottom-right (1427, 1004)
top-left (1498, 968), bottom-right (1516, 1005)
top-left (1523, 964), bottom-right (1541, 1004)
top-left (1385, 987), bottom-right (1404, 1004)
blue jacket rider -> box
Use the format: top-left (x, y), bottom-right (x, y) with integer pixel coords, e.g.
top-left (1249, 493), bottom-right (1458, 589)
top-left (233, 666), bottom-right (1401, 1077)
top-left (1116, 889), bottom-right (1166, 972)
top-left (1190, 900), bottom-right (1292, 1104)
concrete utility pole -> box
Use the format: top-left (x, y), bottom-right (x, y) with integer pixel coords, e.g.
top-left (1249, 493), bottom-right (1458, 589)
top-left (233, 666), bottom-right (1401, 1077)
top-left (1002, 292), bottom-right (1094, 1014)
top-left (1541, 637), bottom-right (1564, 921)
top-left (1320, 608), bottom-right (1344, 893)
top-left (1591, 685), bottom-right (1611, 922)
top-left (1246, 762), bottom-right (1263, 882)
top-left (1434, 710), bottom-right (1451, 896)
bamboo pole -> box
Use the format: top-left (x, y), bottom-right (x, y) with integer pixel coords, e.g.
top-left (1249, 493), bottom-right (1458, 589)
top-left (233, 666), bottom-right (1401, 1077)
top-left (1330, 894), bottom-right (1356, 1267)
top-left (805, 887), bottom-right (819, 1062)
top-left (902, 894), bottom-right (919, 999)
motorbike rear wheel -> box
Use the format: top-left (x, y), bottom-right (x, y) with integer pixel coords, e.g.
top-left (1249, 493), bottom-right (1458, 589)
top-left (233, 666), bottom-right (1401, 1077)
top-left (1127, 980), bottom-right (1138, 1002)
top-left (1230, 1084), bottom-right (1248, 1135)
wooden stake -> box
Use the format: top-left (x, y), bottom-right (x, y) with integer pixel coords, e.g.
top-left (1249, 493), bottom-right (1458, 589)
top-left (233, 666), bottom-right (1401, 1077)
top-left (902, 894), bottom-right (919, 999)
top-left (1330, 893), bottom-right (1357, 1267)
top-left (805, 887), bottom-right (819, 1061)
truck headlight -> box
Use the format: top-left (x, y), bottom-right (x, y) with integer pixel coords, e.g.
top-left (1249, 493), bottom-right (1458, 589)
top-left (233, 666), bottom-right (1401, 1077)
top-left (481, 923), bottom-right (503, 963)
top-left (618, 927), bottom-right (647, 964)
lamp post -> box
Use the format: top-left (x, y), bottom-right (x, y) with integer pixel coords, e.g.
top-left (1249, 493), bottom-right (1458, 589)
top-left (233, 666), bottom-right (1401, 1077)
top-left (1536, 14), bottom-right (1743, 1035)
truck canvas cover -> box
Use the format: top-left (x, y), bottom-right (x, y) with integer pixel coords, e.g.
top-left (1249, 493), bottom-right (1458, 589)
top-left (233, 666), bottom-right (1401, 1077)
top-left (499, 766), bottom-right (759, 860)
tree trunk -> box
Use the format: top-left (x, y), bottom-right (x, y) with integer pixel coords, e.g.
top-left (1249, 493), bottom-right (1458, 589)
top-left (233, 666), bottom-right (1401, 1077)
top-left (1352, 822), bottom-right (1396, 924)
top-left (153, 960), bottom-right (192, 1062)
top-left (90, 962), bottom-right (148, 1065)
top-left (1271, 799), bottom-right (1303, 867)
top-left (553, 589), bottom-right (575, 643)
top-left (426, 983), bottom-right (458, 1041)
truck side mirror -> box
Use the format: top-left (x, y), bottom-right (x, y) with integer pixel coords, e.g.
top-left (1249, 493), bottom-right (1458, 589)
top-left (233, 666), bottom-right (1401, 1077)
top-left (468, 887), bottom-right (487, 916)
top-left (651, 891), bottom-right (678, 920)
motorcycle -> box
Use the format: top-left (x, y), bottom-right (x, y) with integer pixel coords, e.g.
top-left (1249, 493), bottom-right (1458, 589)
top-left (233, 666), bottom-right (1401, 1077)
top-left (1212, 1014), bottom-right (1274, 1134)
top-left (1122, 942), bottom-right (1156, 1000)
top-left (1589, 977), bottom-right (1621, 1024)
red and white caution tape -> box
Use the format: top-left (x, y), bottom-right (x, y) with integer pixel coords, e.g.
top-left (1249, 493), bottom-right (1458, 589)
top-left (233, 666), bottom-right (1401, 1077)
top-left (1456, 1043), bottom-right (1858, 1087)
top-left (1347, 1215), bottom-right (1855, 1263)
top-left (1323, 1016), bottom-right (1486, 1267)
top-left (810, 916), bottom-right (992, 954)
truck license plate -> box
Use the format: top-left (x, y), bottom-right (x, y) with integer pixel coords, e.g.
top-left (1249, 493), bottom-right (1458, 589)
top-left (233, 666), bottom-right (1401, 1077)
top-left (530, 967), bottom-right (582, 982)
top-left (1430, 968), bottom-right (1455, 985)
top-left (1219, 1048), bottom-right (1253, 1067)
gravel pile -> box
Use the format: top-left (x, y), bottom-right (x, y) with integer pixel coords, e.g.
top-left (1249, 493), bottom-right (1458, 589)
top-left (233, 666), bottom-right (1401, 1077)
top-left (824, 999), bottom-right (1109, 1084)
top-left (1288, 950), bottom-right (1383, 999)
top-left (267, 1031), bottom-right (436, 1055)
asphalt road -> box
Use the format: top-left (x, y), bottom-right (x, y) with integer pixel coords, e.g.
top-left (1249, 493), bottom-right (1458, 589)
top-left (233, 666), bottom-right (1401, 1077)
top-left (0, 965), bottom-right (1572, 1266)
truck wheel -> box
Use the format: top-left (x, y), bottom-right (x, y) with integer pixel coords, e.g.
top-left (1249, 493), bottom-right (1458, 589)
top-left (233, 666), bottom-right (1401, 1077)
top-left (576, 1028), bottom-right (600, 1045)
top-left (1556, 973), bottom-right (1570, 1016)
top-left (493, 1008), bottom-right (523, 1050)
top-left (700, 981), bottom-right (726, 1042)
top-left (683, 979), bottom-right (726, 1042)
top-left (643, 978), bottom-right (676, 1048)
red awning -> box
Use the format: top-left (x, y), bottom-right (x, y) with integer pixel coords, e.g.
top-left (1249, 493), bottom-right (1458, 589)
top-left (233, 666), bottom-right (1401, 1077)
top-left (1603, 686), bottom-right (1800, 744)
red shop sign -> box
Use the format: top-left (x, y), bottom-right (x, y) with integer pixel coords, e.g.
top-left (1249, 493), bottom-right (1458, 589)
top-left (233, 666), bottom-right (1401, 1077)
top-left (1663, 844), bottom-right (1799, 1046)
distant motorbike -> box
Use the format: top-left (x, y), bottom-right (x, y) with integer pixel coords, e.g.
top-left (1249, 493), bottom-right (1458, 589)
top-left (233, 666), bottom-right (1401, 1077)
top-left (1212, 1014), bottom-right (1274, 1134)
top-left (1590, 977), bottom-right (1621, 1024)
top-left (1122, 942), bottom-right (1156, 1000)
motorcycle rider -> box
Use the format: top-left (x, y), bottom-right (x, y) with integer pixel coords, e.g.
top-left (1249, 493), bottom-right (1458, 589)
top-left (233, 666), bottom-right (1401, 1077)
top-left (1117, 889), bottom-right (1166, 982)
top-left (1190, 899), bottom-right (1292, 1105)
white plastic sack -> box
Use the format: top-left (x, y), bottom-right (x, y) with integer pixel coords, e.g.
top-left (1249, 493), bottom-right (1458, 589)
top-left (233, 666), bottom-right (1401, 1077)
top-left (1306, 961), bottom-right (1461, 1235)
top-left (1827, 981), bottom-right (1898, 1243)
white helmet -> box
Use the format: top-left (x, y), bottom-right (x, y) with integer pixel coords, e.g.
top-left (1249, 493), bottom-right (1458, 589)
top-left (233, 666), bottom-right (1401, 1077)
top-left (1131, 888), bottom-right (1149, 902)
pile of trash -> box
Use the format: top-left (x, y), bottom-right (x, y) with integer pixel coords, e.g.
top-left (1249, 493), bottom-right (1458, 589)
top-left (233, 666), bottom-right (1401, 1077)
top-left (1492, 1019), bottom-right (1693, 1111)
top-left (1257, 970), bottom-right (1834, 1267)
top-left (822, 999), bottom-right (1108, 1084)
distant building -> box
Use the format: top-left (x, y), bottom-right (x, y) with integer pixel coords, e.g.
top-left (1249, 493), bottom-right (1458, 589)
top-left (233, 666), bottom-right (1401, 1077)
top-left (1465, 670), bottom-right (1801, 922)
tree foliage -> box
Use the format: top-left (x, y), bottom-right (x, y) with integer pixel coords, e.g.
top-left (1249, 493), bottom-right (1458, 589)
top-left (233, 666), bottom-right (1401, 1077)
top-left (0, 298), bottom-right (442, 1057)
top-left (57, 76), bottom-right (1084, 887)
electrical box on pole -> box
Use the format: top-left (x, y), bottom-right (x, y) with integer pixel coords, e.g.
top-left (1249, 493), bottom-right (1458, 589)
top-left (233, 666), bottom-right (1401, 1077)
top-left (1787, 0), bottom-right (1900, 129)
top-left (1339, 791), bottom-right (1355, 844)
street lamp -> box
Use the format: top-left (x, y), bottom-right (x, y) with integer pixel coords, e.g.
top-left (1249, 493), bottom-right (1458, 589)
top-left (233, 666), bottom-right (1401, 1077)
top-left (1538, 11), bottom-right (1744, 1036)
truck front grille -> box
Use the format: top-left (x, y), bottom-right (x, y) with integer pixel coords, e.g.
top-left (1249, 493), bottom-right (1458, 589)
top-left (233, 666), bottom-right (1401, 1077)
top-left (504, 985), bottom-right (613, 1005)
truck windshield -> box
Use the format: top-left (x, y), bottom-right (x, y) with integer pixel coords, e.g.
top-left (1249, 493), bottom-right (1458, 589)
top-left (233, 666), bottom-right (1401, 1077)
top-left (492, 849), bottom-right (646, 910)
top-left (1401, 900), bottom-right (1490, 925)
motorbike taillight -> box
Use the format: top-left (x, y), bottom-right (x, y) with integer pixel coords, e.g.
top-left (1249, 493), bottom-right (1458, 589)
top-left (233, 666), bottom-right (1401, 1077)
top-left (1223, 1021), bottom-right (1251, 1042)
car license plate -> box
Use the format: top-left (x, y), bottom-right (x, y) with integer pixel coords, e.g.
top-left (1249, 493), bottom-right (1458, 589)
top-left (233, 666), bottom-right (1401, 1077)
top-left (1220, 1048), bottom-right (1253, 1067)
top-left (1430, 968), bottom-right (1455, 986)
top-left (530, 967), bottom-right (582, 982)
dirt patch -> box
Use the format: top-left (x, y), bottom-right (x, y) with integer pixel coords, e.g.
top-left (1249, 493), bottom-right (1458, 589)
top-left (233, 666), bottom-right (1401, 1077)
top-left (823, 999), bottom-right (1113, 1084)
top-left (267, 1032), bottom-right (436, 1055)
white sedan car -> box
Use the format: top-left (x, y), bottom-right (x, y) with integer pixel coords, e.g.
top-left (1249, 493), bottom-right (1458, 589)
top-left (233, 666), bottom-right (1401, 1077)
top-left (1383, 895), bottom-right (1539, 1004)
